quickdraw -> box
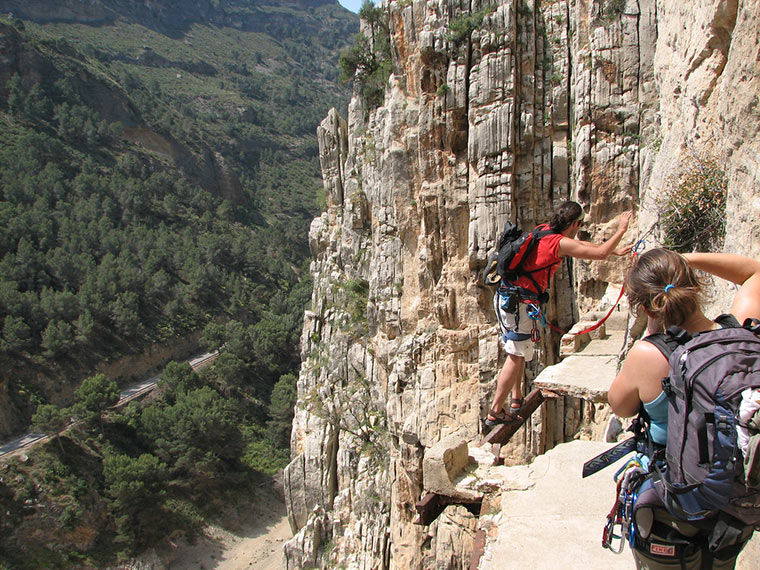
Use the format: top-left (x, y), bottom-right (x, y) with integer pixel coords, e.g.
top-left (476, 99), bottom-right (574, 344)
top-left (602, 474), bottom-right (626, 553)
top-left (602, 454), bottom-right (649, 554)
top-left (526, 302), bottom-right (543, 342)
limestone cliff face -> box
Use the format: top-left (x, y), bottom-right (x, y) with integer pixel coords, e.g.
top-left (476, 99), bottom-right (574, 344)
top-left (284, 1), bottom-right (760, 569)
top-left (642, 0), bottom-right (760, 313)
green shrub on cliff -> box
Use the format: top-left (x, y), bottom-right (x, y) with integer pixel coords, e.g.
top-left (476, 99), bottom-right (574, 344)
top-left (339, 0), bottom-right (391, 108)
top-left (660, 153), bottom-right (727, 253)
top-left (447, 7), bottom-right (496, 44)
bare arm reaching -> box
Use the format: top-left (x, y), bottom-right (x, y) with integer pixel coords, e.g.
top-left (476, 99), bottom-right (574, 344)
top-left (558, 211), bottom-right (633, 260)
top-left (682, 253), bottom-right (760, 323)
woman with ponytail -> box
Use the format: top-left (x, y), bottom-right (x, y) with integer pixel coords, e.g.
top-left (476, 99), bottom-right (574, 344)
top-left (610, 249), bottom-right (760, 427)
top-left (608, 249), bottom-right (760, 569)
top-left (486, 201), bottom-right (632, 428)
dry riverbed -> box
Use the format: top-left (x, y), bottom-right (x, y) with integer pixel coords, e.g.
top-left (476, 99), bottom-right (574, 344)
top-left (164, 480), bottom-right (291, 570)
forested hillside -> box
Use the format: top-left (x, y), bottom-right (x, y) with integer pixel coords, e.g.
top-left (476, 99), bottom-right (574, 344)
top-left (0, 0), bottom-right (356, 430)
top-left (0, 1), bottom-right (357, 566)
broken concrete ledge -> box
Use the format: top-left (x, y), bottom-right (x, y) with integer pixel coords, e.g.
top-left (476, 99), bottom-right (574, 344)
top-left (533, 353), bottom-right (618, 402)
top-left (422, 431), bottom-right (481, 501)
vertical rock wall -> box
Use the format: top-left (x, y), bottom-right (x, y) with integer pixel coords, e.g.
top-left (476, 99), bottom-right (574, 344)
top-left (643, 0), bottom-right (760, 312)
top-left (571, 0), bottom-right (650, 309)
top-left (284, 1), bottom-right (760, 569)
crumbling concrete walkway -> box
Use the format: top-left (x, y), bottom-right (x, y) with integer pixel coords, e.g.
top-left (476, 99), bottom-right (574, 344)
top-left (418, 310), bottom-right (759, 568)
top-left (478, 439), bottom-right (633, 569)
top-left (477, 312), bottom-right (759, 569)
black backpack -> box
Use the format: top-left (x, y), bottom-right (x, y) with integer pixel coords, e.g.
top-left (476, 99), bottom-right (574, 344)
top-left (482, 221), bottom-right (559, 296)
top-left (642, 314), bottom-right (760, 525)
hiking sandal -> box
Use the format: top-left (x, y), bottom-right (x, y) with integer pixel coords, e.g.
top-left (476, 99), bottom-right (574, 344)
top-left (484, 407), bottom-right (523, 430)
top-left (510, 397), bottom-right (524, 413)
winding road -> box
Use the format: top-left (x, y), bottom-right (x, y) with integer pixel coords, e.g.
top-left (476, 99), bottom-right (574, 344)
top-left (0, 351), bottom-right (218, 458)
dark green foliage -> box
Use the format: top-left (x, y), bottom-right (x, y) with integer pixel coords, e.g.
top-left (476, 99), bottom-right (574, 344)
top-left (0, 9), bottom-right (354, 383)
top-left (358, 0), bottom-right (384, 26)
top-left (0, 116), bottom-right (310, 369)
top-left (40, 320), bottom-right (75, 359)
top-left (267, 373), bottom-right (297, 447)
top-left (344, 278), bottom-right (370, 336)
top-left (339, 1), bottom-right (392, 108)
top-left (204, 351), bottom-right (250, 392)
top-left (103, 453), bottom-right (169, 546)
top-left (139, 386), bottom-right (242, 481)
top-left (603, 0), bottom-right (627, 21)
top-left (72, 373), bottom-right (120, 425)
top-left (447, 7), bottom-right (496, 43)
top-left (0, 3), bottom-right (352, 564)
top-left (31, 404), bottom-right (70, 453)
top-left (157, 361), bottom-right (202, 402)
top-left (1, 316), bottom-right (32, 353)
top-left (241, 432), bottom-right (291, 475)
top-left (1, 313), bottom-right (306, 560)
top-left (32, 404), bottom-right (69, 435)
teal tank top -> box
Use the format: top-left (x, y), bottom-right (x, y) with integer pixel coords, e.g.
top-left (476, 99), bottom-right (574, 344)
top-left (643, 390), bottom-right (668, 445)
top-left (641, 320), bottom-right (728, 445)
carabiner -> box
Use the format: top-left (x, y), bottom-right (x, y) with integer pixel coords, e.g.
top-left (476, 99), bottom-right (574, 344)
top-left (530, 319), bottom-right (541, 343)
top-left (602, 517), bottom-right (625, 554)
top-left (628, 489), bottom-right (639, 548)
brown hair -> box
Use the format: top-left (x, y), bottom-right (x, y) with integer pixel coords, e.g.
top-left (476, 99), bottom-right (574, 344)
top-left (549, 201), bottom-right (584, 232)
top-left (625, 248), bottom-right (706, 327)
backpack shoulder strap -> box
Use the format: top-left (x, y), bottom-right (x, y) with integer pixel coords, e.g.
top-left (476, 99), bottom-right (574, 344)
top-left (532, 223), bottom-right (557, 238)
top-left (743, 317), bottom-right (760, 334)
top-left (715, 313), bottom-right (742, 329)
top-left (520, 225), bottom-right (562, 287)
top-left (642, 331), bottom-right (682, 360)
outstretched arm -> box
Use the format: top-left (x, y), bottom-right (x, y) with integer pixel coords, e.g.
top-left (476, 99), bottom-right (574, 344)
top-left (682, 252), bottom-right (760, 322)
top-left (558, 211), bottom-right (633, 260)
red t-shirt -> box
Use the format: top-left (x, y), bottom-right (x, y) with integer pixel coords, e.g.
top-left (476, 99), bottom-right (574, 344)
top-left (509, 228), bottom-right (564, 294)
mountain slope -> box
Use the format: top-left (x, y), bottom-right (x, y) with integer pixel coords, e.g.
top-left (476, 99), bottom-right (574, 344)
top-left (0, 1), bottom-right (356, 433)
top-left (0, 1), bottom-right (357, 567)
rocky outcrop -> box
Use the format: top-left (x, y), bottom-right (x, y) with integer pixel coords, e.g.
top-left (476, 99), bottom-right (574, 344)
top-left (285, 1), bottom-right (760, 569)
top-left (643, 0), bottom-right (760, 313)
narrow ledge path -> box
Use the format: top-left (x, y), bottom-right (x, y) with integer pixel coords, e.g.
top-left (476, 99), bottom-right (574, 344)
top-left (417, 310), bottom-right (759, 568)
top-left (477, 314), bottom-right (759, 569)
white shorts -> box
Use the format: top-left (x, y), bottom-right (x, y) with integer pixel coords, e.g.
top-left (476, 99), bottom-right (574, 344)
top-left (494, 291), bottom-right (538, 361)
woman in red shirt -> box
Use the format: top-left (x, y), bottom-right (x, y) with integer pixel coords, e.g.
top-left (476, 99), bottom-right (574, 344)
top-left (486, 201), bottom-right (633, 428)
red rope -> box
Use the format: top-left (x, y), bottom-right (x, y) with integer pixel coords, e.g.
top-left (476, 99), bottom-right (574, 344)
top-left (528, 235), bottom-right (645, 337)
top-left (544, 241), bottom-right (642, 336)
top-left (545, 285), bottom-right (626, 336)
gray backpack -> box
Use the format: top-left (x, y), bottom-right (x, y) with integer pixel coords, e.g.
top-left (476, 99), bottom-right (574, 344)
top-left (644, 314), bottom-right (760, 525)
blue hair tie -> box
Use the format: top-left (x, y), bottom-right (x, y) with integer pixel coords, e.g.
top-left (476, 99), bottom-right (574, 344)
top-left (664, 284), bottom-right (675, 293)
